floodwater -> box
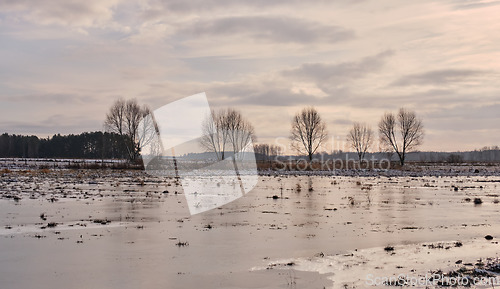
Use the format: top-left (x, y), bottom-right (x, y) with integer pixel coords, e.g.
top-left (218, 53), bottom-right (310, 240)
top-left (1, 170), bottom-right (500, 288)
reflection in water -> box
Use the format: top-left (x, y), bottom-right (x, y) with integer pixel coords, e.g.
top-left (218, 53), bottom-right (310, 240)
top-left (1, 175), bottom-right (499, 289)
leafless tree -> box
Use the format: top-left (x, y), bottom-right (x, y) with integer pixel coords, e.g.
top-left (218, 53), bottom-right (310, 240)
top-left (290, 107), bottom-right (328, 161)
top-left (225, 109), bottom-right (255, 157)
top-left (378, 108), bottom-right (424, 166)
top-left (104, 99), bottom-right (126, 136)
top-left (200, 109), bottom-right (229, 161)
top-left (347, 122), bottom-right (373, 161)
top-left (200, 108), bottom-right (255, 161)
top-left (254, 143), bottom-right (283, 161)
top-left (104, 98), bottom-right (154, 161)
top-left (137, 108), bottom-right (161, 159)
top-left (269, 144), bottom-right (282, 157)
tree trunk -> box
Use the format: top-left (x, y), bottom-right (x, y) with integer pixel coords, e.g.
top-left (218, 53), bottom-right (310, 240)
top-left (399, 155), bottom-right (405, 166)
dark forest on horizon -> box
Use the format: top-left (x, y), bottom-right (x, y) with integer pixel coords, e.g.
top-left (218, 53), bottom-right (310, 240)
top-left (0, 132), bottom-right (129, 159)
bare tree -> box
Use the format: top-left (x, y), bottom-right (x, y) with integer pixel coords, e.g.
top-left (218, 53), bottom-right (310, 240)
top-left (200, 109), bottom-right (229, 161)
top-left (254, 143), bottom-right (283, 161)
top-left (104, 99), bottom-right (126, 136)
top-left (225, 108), bottom-right (255, 157)
top-left (254, 144), bottom-right (269, 160)
top-left (269, 144), bottom-right (282, 158)
top-left (104, 98), bottom-right (153, 161)
top-left (290, 107), bottom-right (328, 161)
top-left (137, 108), bottom-right (161, 158)
top-left (378, 108), bottom-right (424, 166)
top-left (200, 108), bottom-right (255, 160)
top-left (347, 122), bottom-right (373, 161)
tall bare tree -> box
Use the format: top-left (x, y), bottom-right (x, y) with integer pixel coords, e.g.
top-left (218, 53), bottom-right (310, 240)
top-left (290, 107), bottom-right (328, 161)
top-left (137, 108), bottom-right (161, 158)
top-left (104, 98), bottom-right (153, 161)
top-left (200, 108), bottom-right (255, 160)
top-left (225, 108), bottom-right (255, 156)
top-left (200, 109), bottom-right (229, 161)
top-left (378, 108), bottom-right (424, 166)
top-left (347, 122), bottom-right (373, 161)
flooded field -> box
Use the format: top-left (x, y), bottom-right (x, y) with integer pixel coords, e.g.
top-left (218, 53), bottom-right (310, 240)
top-left (1, 168), bottom-right (500, 288)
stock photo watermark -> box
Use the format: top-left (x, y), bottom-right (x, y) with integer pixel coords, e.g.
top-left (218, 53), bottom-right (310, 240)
top-left (366, 273), bottom-right (500, 287)
top-left (268, 136), bottom-right (393, 171)
top-left (139, 92), bottom-right (258, 215)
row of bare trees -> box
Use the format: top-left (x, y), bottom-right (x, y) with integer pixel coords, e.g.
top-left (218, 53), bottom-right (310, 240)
top-left (290, 107), bottom-right (424, 166)
top-left (104, 99), bottom-right (257, 162)
top-left (104, 98), bottom-right (423, 166)
top-left (254, 144), bottom-right (283, 161)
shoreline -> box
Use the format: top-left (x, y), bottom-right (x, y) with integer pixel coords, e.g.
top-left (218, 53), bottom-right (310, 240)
top-left (255, 237), bottom-right (500, 289)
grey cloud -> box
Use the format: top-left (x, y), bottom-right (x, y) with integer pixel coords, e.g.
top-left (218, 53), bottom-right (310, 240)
top-left (344, 89), bottom-right (483, 111)
top-left (207, 80), bottom-right (360, 108)
top-left (178, 16), bottom-right (355, 44)
top-left (0, 116), bottom-right (103, 136)
top-left (207, 81), bottom-right (471, 112)
top-left (207, 83), bottom-right (317, 107)
top-left (3, 93), bottom-right (98, 104)
top-left (146, 0), bottom-right (362, 15)
top-left (452, 0), bottom-right (500, 10)
top-left (426, 117), bottom-right (500, 132)
top-left (199, 51), bottom-right (395, 108)
top-left (332, 118), bottom-right (352, 125)
top-left (0, 0), bottom-right (117, 27)
top-left (392, 69), bottom-right (488, 86)
top-left (156, 0), bottom-right (289, 13)
top-left (361, 89), bottom-right (457, 108)
top-left (426, 102), bottom-right (500, 121)
top-left (282, 50), bottom-right (394, 82)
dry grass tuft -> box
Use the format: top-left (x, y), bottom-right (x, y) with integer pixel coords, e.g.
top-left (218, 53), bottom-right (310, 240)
top-left (0, 168), bottom-right (11, 174)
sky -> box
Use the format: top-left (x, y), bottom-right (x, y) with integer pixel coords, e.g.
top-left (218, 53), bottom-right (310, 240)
top-left (1, 0), bottom-right (500, 152)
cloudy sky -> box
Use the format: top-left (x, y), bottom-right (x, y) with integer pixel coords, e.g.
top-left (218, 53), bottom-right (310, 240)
top-left (1, 0), bottom-right (500, 152)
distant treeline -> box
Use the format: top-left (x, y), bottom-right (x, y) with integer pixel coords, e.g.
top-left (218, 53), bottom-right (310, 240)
top-left (318, 147), bottom-right (500, 163)
top-left (2, 131), bottom-right (500, 163)
top-left (0, 132), bottom-right (129, 159)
